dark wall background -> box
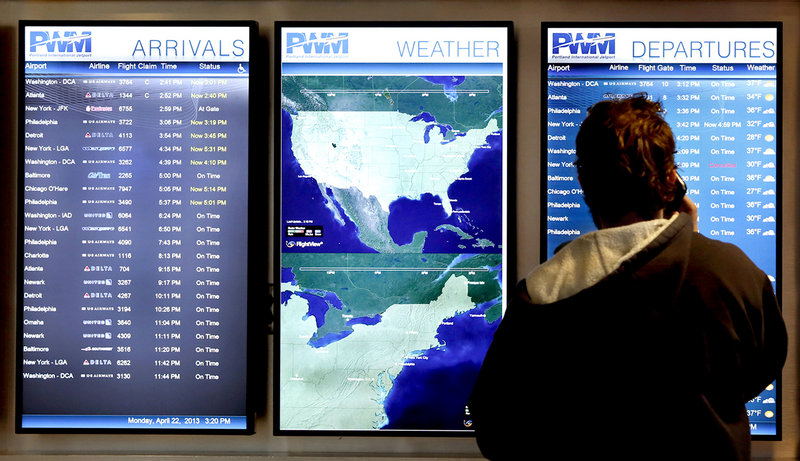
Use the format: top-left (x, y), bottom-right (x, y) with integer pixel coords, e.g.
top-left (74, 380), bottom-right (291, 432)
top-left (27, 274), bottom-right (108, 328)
top-left (0, 1), bottom-right (798, 459)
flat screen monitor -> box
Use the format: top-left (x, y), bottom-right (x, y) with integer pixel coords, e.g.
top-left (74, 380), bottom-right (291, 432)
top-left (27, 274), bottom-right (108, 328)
top-left (542, 22), bottom-right (781, 439)
top-left (17, 20), bottom-right (256, 433)
top-left (275, 21), bottom-right (513, 434)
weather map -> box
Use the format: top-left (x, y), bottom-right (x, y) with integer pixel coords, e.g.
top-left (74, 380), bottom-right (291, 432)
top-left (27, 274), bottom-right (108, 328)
top-left (279, 72), bottom-right (507, 431)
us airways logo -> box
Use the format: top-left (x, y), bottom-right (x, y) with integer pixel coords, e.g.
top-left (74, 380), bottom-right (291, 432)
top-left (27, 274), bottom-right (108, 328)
top-left (552, 32), bottom-right (615, 57)
top-left (286, 32), bottom-right (348, 56)
top-left (29, 30), bottom-right (92, 55)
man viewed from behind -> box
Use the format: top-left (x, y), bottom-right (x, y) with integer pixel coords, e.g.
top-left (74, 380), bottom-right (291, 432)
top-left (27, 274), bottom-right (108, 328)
top-left (469, 94), bottom-right (786, 460)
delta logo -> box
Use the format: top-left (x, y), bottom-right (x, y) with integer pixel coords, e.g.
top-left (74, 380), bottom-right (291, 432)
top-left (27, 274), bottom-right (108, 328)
top-left (286, 32), bottom-right (348, 56)
top-left (552, 32), bottom-right (615, 57)
top-left (29, 30), bottom-right (92, 55)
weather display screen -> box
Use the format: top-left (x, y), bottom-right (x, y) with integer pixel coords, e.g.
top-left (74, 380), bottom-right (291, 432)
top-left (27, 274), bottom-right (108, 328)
top-left (17, 21), bottom-right (254, 432)
top-left (276, 22), bottom-right (511, 433)
top-left (543, 23), bottom-right (781, 438)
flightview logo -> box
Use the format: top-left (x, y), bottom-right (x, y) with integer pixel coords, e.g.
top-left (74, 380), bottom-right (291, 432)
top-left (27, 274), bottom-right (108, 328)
top-left (286, 32), bottom-right (349, 56)
top-left (29, 30), bottom-right (92, 55)
top-left (285, 240), bottom-right (323, 248)
top-left (552, 32), bottom-right (615, 56)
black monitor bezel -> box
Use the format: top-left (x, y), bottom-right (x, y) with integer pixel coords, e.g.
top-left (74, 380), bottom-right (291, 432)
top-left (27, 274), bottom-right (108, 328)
top-left (539, 21), bottom-right (783, 442)
top-left (16, 19), bottom-right (259, 435)
top-left (273, 20), bottom-right (516, 437)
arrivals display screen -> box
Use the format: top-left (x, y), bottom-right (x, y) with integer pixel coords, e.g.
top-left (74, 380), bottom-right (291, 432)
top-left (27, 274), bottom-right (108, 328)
top-left (276, 22), bottom-right (512, 434)
top-left (542, 22), bottom-right (781, 438)
top-left (17, 21), bottom-right (255, 432)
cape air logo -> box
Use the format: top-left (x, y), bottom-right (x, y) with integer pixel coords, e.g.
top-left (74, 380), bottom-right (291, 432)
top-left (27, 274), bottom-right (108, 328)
top-left (552, 32), bottom-right (615, 58)
top-left (29, 30), bottom-right (92, 57)
top-left (286, 32), bottom-right (348, 56)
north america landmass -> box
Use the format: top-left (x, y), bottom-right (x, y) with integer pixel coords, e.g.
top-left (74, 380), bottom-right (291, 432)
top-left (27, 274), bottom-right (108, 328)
top-left (281, 75), bottom-right (504, 255)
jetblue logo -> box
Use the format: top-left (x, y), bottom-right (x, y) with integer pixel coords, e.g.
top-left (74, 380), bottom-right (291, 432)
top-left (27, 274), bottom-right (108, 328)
top-left (286, 32), bottom-right (348, 55)
top-left (552, 32), bottom-right (615, 56)
top-left (30, 31), bottom-right (92, 54)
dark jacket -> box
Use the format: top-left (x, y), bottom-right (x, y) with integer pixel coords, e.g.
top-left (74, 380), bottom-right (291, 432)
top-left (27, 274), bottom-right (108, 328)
top-left (469, 213), bottom-right (786, 460)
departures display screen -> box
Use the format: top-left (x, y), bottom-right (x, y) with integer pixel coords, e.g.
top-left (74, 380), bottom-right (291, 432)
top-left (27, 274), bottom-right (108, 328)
top-left (276, 22), bottom-right (511, 434)
top-left (17, 21), bottom-right (254, 432)
top-left (543, 23), bottom-right (781, 438)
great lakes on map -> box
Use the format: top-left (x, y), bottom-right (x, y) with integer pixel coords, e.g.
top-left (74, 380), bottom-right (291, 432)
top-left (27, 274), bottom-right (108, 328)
top-left (281, 75), bottom-right (504, 255)
top-left (279, 252), bottom-right (502, 430)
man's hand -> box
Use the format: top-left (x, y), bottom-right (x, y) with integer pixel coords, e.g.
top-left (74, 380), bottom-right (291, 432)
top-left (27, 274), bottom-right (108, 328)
top-left (676, 196), bottom-right (699, 232)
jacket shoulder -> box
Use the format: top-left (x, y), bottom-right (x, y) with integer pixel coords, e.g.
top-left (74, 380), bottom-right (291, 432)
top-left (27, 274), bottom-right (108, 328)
top-left (688, 233), bottom-right (766, 281)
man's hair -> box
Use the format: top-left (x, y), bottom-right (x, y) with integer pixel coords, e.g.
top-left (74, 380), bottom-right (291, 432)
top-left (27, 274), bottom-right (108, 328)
top-left (575, 93), bottom-right (678, 225)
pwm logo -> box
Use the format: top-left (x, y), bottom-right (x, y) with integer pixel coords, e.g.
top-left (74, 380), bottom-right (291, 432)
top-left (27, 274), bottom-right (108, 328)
top-left (29, 31), bottom-right (92, 54)
top-left (286, 32), bottom-right (348, 55)
top-left (552, 32), bottom-right (615, 56)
